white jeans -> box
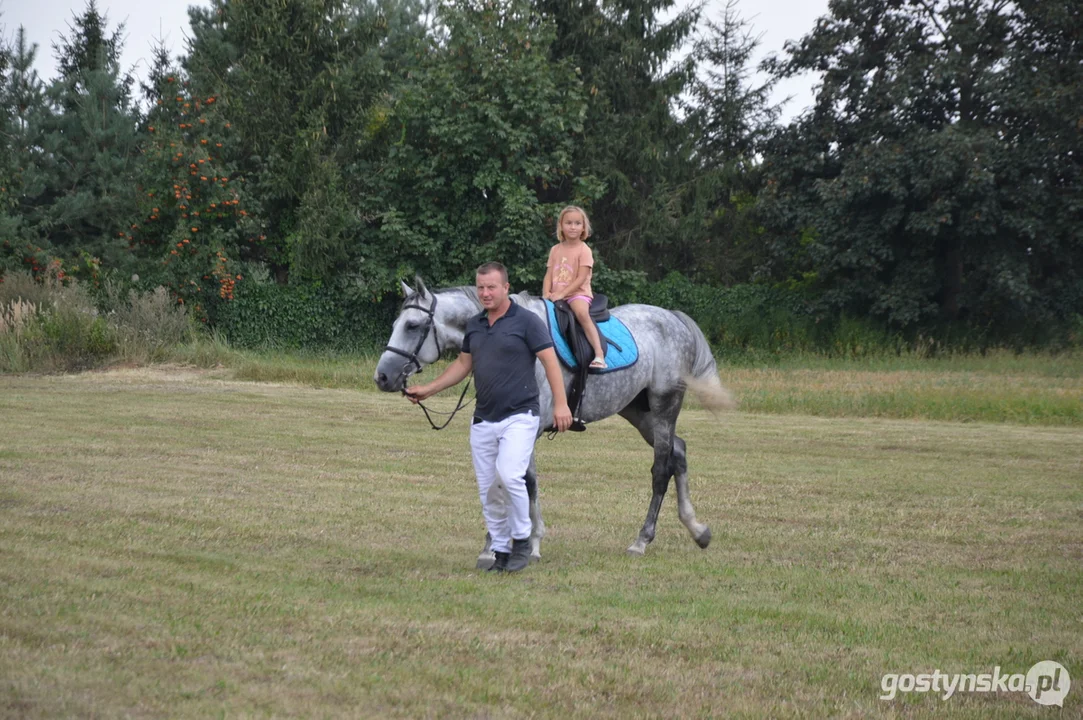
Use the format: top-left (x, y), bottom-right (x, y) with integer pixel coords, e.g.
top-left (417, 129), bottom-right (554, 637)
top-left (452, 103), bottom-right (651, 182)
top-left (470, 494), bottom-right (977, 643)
top-left (469, 411), bottom-right (539, 554)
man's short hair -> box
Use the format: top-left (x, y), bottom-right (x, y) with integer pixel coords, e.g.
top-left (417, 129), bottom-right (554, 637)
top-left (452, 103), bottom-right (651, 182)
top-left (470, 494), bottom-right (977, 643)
top-left (475, 261), bottom-right (508, 284)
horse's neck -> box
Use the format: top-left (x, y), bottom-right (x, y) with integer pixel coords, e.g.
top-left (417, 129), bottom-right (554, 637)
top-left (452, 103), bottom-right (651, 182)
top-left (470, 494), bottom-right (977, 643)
top-left (512, 292), bottom-right (546, 321)
top-left (435, 287), bottom-right (481, 350)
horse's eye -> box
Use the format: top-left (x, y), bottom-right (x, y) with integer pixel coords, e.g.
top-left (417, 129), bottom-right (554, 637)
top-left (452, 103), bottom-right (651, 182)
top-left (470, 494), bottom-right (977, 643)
top-left (405, 321), bottom-right (420, 331)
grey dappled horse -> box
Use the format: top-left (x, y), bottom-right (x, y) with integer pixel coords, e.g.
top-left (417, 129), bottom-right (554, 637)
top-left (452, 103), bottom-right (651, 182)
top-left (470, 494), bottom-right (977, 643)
top-left (374, 279), bottom-right (734, 566)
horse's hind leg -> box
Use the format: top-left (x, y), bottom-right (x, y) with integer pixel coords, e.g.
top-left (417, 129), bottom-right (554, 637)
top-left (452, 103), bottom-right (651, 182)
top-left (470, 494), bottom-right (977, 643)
top-left (672, 435), bottom-right (710, 548)
top-left (525, 453), bottom-right (544, 563)
top-left (620, 402), bottom-right (676, 556)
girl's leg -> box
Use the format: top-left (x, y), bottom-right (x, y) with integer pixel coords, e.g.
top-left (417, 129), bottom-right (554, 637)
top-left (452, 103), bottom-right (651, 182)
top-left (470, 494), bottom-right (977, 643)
top-left (569, 299), bottom-right (606, 364)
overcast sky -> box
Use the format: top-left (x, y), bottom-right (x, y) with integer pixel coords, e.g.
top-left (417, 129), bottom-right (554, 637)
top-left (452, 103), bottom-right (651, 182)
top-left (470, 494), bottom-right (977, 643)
top-left (1, 0), bottom-right (830, 121)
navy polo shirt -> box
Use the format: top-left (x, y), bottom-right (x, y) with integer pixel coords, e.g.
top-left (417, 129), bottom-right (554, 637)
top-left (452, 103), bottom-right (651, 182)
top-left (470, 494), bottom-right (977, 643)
top-left (462, 301), bottom-right (553, 422)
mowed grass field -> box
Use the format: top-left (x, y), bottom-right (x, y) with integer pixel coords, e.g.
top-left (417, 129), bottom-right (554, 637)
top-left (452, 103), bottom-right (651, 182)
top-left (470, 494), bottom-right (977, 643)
top-left (1, 366), bottom-right (1081, 718)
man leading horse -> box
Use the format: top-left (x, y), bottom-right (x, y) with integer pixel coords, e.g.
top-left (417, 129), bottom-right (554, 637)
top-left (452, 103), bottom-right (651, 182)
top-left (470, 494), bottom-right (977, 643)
top-left (404, 261), bottom-right (572, 573)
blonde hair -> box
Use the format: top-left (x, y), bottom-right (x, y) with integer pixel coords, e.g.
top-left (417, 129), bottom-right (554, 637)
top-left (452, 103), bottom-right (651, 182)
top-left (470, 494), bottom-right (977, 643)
top-left (556, 205), bottom-right (593, 243)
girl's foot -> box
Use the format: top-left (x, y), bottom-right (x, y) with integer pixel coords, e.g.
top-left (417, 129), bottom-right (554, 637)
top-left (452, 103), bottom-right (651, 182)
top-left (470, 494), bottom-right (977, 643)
top-left (589, 356), bottom-right (607, 369)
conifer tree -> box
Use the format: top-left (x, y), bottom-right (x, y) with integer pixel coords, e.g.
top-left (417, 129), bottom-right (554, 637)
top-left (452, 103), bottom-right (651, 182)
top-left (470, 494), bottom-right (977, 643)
top-left (0, 26), bottom-right (50, 275)
top-left (533, 0), bottom-right (700, 272)
top-left (20, 1), bottom-right (141, 278)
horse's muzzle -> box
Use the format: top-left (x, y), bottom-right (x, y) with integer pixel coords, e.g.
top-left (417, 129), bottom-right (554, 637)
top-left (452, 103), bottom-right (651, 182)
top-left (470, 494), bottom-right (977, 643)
top-left (373, 369), bottom-right (405, 393)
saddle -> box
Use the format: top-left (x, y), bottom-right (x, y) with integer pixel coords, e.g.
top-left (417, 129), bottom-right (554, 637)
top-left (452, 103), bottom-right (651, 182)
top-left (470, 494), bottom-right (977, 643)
top-left (550, 295), bottom-right (620, 430)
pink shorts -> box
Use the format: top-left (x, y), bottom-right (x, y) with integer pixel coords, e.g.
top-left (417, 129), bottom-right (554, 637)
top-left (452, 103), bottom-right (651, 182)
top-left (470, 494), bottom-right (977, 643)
top-left (566, 294), bottom-right (593, 306)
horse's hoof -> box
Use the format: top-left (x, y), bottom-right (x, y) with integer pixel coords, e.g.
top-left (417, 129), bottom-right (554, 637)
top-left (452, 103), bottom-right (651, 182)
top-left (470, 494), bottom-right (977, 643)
top-left (530, 554), bottom-right (541, 564)
top-left (476, 552), bottom-right (496, 570)
top-left (695, 527), bottom-right (712, 549)
top-left (626, 543), bottom-right (646, 557)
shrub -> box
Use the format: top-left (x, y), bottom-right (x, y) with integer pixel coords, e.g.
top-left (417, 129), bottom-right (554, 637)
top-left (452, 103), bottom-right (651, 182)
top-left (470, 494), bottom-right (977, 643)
top-left (0, 271), bottom-right (195, 371)
top-left (110, 287), bottom-right (195, 363)
top-left (213, 281), bottom-right (398, 351)
top-left (0, 300), bottom-right (38, 372)
top-left (0, 270), bottom-right (56, 309)
top-left (0, 273), bottom-right (117, 372)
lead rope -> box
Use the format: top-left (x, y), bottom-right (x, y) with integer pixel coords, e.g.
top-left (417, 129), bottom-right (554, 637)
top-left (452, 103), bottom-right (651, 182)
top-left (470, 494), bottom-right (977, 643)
top-left (403, 379), bottom-right (475, 431)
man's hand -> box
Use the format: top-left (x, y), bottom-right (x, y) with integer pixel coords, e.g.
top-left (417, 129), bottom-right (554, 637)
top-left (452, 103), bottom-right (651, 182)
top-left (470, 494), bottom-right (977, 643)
top-left (552, 402), bottom-right (572, 432)
top-left (404, 383), bottom-right (433, 404)
top-left (403, 353), bottom-right (473, 405)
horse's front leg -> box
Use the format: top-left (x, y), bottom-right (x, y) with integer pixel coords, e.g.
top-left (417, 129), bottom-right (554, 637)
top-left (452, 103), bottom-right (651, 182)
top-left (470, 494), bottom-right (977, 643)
top-left (476, 532), bottom-right (495, 569)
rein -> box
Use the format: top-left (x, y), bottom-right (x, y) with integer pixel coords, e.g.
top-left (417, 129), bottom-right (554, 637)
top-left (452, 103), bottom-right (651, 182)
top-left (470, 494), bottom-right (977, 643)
top-left (413, 379), bottom-right (474, 431)
top-left (384, 291), bottom-right (475, 430)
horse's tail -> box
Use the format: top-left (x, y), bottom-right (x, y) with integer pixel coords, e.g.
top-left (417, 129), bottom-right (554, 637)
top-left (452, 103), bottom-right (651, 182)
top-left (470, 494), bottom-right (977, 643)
top-left (672, 310), bottom-right (737, 414)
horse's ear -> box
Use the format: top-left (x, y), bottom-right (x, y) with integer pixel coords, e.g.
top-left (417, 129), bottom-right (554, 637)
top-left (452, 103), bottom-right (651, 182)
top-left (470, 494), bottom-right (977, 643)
top-left (415, 276), bottom-right (429, 298)
top-left (400, 279), bottom-right (414, 298)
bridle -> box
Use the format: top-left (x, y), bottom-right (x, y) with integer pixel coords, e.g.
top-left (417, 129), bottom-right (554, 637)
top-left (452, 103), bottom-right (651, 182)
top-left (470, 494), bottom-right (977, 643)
top-left (384, 291), bottom-right (474, 430)
top-left (384, 291), bottom-right (442, 382)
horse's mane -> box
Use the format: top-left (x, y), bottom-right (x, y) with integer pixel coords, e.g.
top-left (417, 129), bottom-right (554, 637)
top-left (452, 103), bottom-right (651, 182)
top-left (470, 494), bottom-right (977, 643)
top-left (437, 286), bottom-right (481, 310)
top-left (431, 286), bottom-right (541, 311)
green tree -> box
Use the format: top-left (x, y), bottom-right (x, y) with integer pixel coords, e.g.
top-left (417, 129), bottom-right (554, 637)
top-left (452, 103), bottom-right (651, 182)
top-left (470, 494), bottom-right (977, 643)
top-left (184, 0), bottom-right (387, 283)
top-left (129, 51), bottom-right (261, 322)
top-left (533, 0), bottom-right (701, 273)
top-left (691, 1), bottom-right (780, 168)
top-left (676, 1), bottom-right (782, 284)
top-left (760, 0), bottom-right (1083, 333)
top-left (18, 1), bottom-right (141, 278)
top-left (357, 0), bottom-right (588, 290)
top-left (0, 27), bottom-right (51, 275)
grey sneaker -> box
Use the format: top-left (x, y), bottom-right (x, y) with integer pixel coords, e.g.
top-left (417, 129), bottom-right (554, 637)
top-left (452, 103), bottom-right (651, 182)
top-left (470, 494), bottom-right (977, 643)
top-left (486, 551), bottom-right (509, 573)
top-left (506, 538), bottom-right (532, 572)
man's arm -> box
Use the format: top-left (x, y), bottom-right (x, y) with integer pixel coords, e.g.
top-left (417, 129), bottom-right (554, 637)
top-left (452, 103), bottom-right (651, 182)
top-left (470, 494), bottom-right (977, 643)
top-left (536, 347), bottom-right (572, 432)
top-left (405, 353), bottom-right (473, 403)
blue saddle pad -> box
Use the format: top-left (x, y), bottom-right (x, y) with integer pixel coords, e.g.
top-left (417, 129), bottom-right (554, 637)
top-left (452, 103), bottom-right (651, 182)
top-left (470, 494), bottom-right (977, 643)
top-left (543, 300), bottom-right (638, 373)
